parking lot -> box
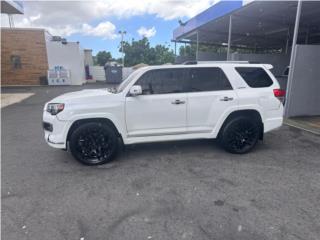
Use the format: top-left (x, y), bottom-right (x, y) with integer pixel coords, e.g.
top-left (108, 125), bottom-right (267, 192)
top-left (2, 84), bottom-right (320, 240)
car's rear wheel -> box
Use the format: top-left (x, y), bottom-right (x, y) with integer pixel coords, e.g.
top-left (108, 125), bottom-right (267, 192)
top-left (219, 116), bottom-right (261, 154)
top-left (69, 122), bottom-right (118, 165)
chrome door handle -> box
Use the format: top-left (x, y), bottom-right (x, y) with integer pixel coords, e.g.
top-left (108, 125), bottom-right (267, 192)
top-left (172, 99), bottom-right (185, 105)
top-left (220, 97), bottom-right (234, 101)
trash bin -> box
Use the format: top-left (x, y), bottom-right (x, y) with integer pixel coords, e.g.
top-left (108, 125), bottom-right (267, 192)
top-left (104, 65), bottom-right (123, 84)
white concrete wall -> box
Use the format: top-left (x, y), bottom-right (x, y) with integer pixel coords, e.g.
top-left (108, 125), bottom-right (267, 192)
top-left (46, 41), bottom-right (86, 85)
top-left (89, 66), bottom-right (106, 81)
top-left (123, 67), bottom-right (134, 80)
top-left (89, 66), bottom-right (134, 82)
top-left (84, 49), bottom-right (94, 66)
top-left (199, 52), bottom-right (227, 61)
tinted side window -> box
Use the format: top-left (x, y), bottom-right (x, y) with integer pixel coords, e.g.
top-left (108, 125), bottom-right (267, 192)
top-left (135, 71), bottom-right (154, 95)
top-left (135, 69), bottom-right (186, 94)
top-left (236, 67), bottom-right (273, 88)
top-left (186, 67), bottom-right (232, 92)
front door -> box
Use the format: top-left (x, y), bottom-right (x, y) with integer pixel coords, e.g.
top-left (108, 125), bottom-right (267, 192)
top-left (125, 68), bottom-right (187, 137)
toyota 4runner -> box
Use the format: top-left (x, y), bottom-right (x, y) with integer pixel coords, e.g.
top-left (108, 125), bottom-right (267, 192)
top-left (43, 62), bottom-right (284, 165)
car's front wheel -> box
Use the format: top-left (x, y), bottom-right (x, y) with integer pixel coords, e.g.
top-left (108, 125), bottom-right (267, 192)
top-left (219, 116), bottom-right (261, 154)
top-left (69, 122), bottom-right (118, 165)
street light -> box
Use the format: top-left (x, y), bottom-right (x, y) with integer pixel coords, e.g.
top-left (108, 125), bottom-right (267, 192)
top-left (118, 30), bottom-right (127, 66)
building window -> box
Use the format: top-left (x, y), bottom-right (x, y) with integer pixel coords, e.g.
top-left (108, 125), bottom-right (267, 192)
top-left (11, 55), bottom-right (22, 69)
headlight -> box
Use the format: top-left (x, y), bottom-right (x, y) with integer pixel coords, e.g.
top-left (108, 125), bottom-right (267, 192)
top-left (46, 103), bottom-right (65, 115)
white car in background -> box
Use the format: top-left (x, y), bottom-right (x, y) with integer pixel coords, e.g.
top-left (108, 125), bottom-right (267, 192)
top-left (43, 62), bottom-right (284, 165)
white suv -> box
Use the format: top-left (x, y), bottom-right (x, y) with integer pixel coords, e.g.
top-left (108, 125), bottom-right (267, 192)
top-left (43, 62), bottom-right (284, 165)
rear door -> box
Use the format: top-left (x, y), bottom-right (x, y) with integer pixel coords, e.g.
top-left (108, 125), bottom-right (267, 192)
top-left (235, 66), bottom-right (281, 110)
top-left (185, 67), bottom-right (238, 133)
top-left (125, 68), bottom-right (188, 137)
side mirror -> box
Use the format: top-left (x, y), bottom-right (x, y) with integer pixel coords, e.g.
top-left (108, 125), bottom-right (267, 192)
top-left (129, 85), bottom-right (142, 96)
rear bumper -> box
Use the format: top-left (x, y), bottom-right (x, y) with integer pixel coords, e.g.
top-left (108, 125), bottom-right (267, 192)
top-left (264, 117), bottom-right (283, 133)
top-left (263, 105), bottom-right (284, 133)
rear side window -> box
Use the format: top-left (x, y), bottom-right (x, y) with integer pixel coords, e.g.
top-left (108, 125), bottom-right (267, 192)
top-left (186, 67), bottom-right (232, 92)
top-left (236, 67), bottom-right (273, 88)
top-left (135, 69), bottom-right (186, 94)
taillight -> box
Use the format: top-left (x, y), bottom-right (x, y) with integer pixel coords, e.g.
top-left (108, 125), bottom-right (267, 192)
top-left (273, 89), bottom-right (286, 104)
top-left (273, 89), bottom-right (286, 97)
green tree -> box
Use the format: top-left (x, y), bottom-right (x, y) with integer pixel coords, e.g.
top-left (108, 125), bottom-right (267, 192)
top-left (152, 44), bottom-right (175, 65)
top-left (178, 43), bottom-right (260, 59)
top-left (178, 44), bottom-right (231, 59)
top-left (120, 38), bottom-right (175, 67)
top-left (96, 51), bottom-right (112, 66)
top-left (179, 45), bottom-right (196, 58)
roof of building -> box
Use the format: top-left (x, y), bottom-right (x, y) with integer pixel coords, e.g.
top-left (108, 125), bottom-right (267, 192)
top-left (1, 1), bottom-right (24, 14)
top-left (1, 27), bottom-right (46, 31)
top-left (173, 0), bottom-right (320, 49)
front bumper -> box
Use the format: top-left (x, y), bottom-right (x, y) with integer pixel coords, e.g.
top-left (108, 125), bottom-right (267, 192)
top-left (44, 131), bottom-right (66, 149)
top-left (43, 111), bottom-right (70, 149)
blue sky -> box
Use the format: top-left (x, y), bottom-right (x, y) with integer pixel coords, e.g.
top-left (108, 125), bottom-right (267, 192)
top-left (67, 15), bottom-right (182, 57)
top-left (1, 1), bottom-right (218, 58)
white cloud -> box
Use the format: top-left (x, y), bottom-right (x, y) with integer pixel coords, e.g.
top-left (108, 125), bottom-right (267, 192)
top-left (0, 0), bottom-right (219, 38)
top-left (137, 26), bottom-right (156, 38)
top-left (29, 14), bottom-right (41, 22)
top-left (82, 22), bottom-right (117, 39)
top-left (92, 0), bottom-right (219, 20)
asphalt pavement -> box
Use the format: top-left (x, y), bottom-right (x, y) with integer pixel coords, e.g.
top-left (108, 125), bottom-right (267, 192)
top-left (2, 84), bottom-right (320, 240)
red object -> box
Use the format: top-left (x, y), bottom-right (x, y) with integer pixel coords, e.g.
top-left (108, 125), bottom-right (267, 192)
top-left (273, 89), bottom-right (286, 97)
top-left (57, 103), bottom-right (65, 111)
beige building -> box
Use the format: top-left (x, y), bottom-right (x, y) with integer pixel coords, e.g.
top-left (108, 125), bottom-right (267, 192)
top-left (1, 27), bottom-right (92, 86)
top-left (1, 28), bottom-right (49, 85)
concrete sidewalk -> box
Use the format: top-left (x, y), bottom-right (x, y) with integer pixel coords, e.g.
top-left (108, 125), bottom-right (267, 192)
top-left (1, 93), bottom-right (34, 108)
top-left (285, 116), bottom-right (320, 135)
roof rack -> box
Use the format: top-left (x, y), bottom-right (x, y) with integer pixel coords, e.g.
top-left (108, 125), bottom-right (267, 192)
top-left (182, 60), bottom-right (259, 65)
top-left (183, 61), bottom-right (198, 65)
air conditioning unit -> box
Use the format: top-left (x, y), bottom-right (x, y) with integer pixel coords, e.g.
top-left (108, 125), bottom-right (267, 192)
top-left (51, 36), bottom-right (62, 42)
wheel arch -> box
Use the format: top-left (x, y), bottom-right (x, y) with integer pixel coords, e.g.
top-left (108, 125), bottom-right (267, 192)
top-left (218, 109), bottom-right (264, 140)
top-left (66, 118), bottom-right (123, 143)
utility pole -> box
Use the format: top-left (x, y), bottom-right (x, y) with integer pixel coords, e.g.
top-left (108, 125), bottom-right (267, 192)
top-left (196, 31), bottom-right (199, 61)
top-left (118, 30), bottom-right (126, 66)
top-left (227, 15), bottom-right (232, 60)
top-left (285, 0), bottom-right (302, 117)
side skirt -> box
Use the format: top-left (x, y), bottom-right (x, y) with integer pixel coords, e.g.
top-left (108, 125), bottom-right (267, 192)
top-left (124, 132), bottom-right (216, 145)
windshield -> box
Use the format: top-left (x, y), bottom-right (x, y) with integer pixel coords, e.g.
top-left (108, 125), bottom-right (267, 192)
top-left (116, 70), bottom-right (142, 93)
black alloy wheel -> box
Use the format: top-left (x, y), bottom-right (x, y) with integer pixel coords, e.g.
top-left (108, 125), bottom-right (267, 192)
top-left (220, 117), bottom-right (260, 154)
top-left (69, 122), bottom-right (118, 165)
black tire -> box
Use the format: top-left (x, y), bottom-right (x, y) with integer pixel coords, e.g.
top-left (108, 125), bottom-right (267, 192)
top-left (69, 122), bottom-right (118, 165)
top-left (219, 116), bottom-right (261, 154)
